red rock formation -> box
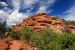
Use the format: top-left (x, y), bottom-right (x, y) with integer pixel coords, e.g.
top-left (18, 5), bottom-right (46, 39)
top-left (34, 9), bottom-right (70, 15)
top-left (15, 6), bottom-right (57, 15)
top-left (12, 13), bottom-right (75, 34)
top-left (35, 13), bottom-right (47, 16)
top-left (67, 25), bottom-right (75, 34)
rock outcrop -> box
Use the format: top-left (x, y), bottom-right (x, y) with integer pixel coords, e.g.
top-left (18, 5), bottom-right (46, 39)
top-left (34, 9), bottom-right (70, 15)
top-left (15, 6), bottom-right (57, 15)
top-left (12, 13), bottom-right (75, 33)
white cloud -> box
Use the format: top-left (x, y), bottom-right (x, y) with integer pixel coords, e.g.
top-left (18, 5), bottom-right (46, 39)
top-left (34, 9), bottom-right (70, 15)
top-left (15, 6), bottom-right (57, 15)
top-left (36, 0), bottom-right (55, 14)
top-left (0, 10), bottom-right (9, 22)
top-left (47, 0), bottom-right (55, 4)
top-left (11, 0), bottom-right (38, 10)
top-left (24, 0), bottom-right (38, 5)
top-left (37, 6), bottom-right (47, 13)
top-left (6, 10), bottom-right (30, 27)
top-left (11, 0), bottom-right (21, 10)
top-left (64, 5), bottom-right (75, 21)
top-left (0, 2), bottom-right (8, 6)
top-left (23, 0), bottom-right (55, 9)
top-left (0, 10), bottom-right (9, 16)
top-left (10, 0), bottom-right (55, 12)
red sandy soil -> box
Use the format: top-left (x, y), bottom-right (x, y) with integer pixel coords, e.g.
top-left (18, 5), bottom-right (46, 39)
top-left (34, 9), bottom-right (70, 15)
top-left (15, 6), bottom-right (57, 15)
top-left (0, 39), bottom-right (36, 50)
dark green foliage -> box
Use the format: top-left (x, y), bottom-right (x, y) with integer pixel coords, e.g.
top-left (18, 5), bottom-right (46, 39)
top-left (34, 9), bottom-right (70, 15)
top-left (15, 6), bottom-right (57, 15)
top-left (9, 31), bottom-right (20, 40)
top-left (0, 21), bottom-right (7, 39)
top-left (64, 20), bottom-right (75, 25)
top-left (52, 17), bottom-right (58, 20)
top-left (61, 18), bottom-right (75, 26)
top-left (0, 21), bottom-right (7, 33)
top-left (30, 29), bottom-right (57, 50)
top-left (48, 41), bottom-right (62, 50)
top-left (56, 33), bottom-right (75, 50)
top-left (29, 16), bottom-right (33, 18)
top-left (0, 34), bottom-right (5, 39)
top-left (0, 21), bottom-right (13, 39)
top-left (18, 28), bottom-right (33, 43)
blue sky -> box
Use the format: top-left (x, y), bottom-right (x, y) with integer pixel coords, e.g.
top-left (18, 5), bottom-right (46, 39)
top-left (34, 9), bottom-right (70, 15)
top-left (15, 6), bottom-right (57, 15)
top-left (0, 0), bottom-right (75, 26)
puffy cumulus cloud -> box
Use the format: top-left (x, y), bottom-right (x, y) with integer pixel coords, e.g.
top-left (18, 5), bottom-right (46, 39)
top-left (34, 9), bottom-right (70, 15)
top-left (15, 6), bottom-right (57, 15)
top-left (23, 0), bottom-right (55, 8)
top-left (36, 0), bottom-right (55, 14)
top-left (11, 0), bottom-right (21, 10)
top-left (64, 5), bottom-right (75, 21)
top-left (0, 2), bottom-right (12, 24)
top-left (6, 10), bottom-right (30, 27)
top-left (0, 10), bottom-right (30, 27)
top-left (24, 0), bottom-right (38, 6)
top-left (21, 0), bottom-right (55, 12)
top-left (37, 6), bottom-right (47, 13)
top-left (0, 10), bottom-right (9, 17)
top-left (11, 0), bottom-right (38, 10)
top-left (0, 2), bottom-right (9, 10)
top-left (9, 0), bottom-right (55, 14)
top-left (0, 2), bottom-right (8, 6)
top-left (0, 10), bottom-right (9, 22)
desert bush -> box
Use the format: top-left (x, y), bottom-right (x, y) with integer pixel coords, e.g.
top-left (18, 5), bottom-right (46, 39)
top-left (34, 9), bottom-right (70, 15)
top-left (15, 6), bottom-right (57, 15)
top-left (18, 28), bottom-right (34, 43)
top-left (56, 33), bottom-right (75, 50)
top-left (0, 34), bottom-right (5, 39)
top-left (10, 31), bottom-right (20, 40)
top-left (0, 21), bottom-right (7, 39)
top-left (0, 21), bottom-right (7, 33)
top-left (48, 41), bottom-right (62, 50)
top-left (64, 20), bottom-right (75, 25)
top-left (30, 29), bottom-right (57, 50)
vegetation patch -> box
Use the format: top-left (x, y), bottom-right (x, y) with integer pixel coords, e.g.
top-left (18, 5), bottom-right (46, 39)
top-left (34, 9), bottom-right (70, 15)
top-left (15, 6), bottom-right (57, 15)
top-left (9, 28), bottom-right (75, 50)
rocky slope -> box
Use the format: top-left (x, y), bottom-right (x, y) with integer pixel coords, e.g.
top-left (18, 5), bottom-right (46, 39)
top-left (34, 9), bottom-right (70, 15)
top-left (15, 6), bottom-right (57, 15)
top-left (12, 13), bottom-right (75, 34)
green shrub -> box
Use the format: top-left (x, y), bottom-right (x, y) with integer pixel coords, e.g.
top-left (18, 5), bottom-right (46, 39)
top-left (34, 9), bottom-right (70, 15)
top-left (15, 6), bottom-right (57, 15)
top-left (0, 21), bottom-right (7, 39)
top-left (56, 33), bottom-right (75, 50)
top-left (18, 28), bottom-right (34, 43)
top-left (48, 41), bottom-right (62, 50)
top-left (10, 28), bottom-right (57, 50)
top-left (0, 21), bottom-right (7, 33)
top-left (64, 20), bottom-right (75, 25)
top-left (52, 17), bottom-right (58, 20)
top-left (0, 34), bottom-right (5, 39)
top-left (10, 31), bottom-right (20, 40)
